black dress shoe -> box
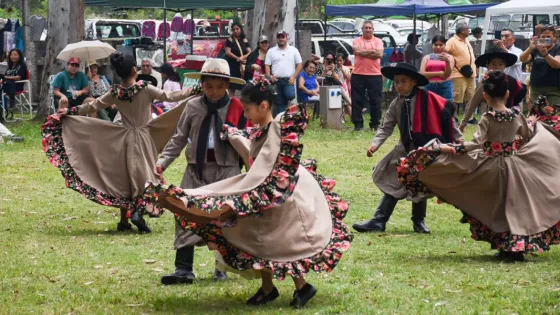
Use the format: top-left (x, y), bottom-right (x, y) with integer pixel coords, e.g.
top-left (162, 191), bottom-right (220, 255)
top-left (509, 252), bottom-right (525, 262)
top-left (246, 286), bottom-right (280, 306)
top-left (352, 219), bottom-right (386, 233)
top-left (494, 251), bottom-right (525, 262)
top-left (213, 268), bottom-right (228, 282)
top-left (290, 283), bottom-right (317, 309)
top-left (116, 222), bottom-right (132, 232)
top-left (161, 269), bottom-right (196, 285)
top-left (131, 212), bottom-right (151, 234)
top-left (412, 220), bottom-right (431, 234)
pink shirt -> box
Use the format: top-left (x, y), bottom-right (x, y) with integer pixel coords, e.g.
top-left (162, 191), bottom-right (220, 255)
top-left (352, 36), bottom-right (384, 76)
top-left (426, 59), bottom-right (447, 81)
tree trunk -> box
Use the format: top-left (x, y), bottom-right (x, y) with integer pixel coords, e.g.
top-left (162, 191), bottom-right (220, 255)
top-left (246, 0), bottom-right (297, 48)
top-left (36, 0), bottom-right (85, 119)
top-left (442, 14), bottom-right (449, 40)
top-left (20, 0), bottom-right (40, 108)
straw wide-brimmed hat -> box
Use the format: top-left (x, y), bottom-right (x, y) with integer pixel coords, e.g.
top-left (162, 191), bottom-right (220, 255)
top-left (381, 62), bottom-right (429, 86)
top-left (184, 58), bottom-right (246, 85)
top-left (475, 48), bottom-right (518, 68)
top-left (87, 60), bottom-right (99, 68)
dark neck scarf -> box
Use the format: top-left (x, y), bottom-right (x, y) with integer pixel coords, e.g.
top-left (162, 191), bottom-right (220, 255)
top-left (399, 87), bottom-right (418, 151)
top-left (196, 93), bottom-right (230, 180)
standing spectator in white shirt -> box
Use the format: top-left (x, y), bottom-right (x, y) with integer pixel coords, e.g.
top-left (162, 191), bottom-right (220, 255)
top-left (494, 28), bottom-right (523, 81)
top-left (265, 30), bottom-right (303, 116)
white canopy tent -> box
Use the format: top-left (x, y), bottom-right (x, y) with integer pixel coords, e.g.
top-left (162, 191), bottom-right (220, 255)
top-left (480, 0), bottom-right (560, 53)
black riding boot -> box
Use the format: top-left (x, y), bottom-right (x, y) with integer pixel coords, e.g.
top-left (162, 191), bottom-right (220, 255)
top-left (411, 200), bottom-right (430, 234)
top-left (161, 246), bottom-right (196, 285)
top-left (352, 194), bottom-right (398, 232)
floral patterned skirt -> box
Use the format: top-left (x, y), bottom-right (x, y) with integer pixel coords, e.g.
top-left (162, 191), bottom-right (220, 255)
top-left (144, 104), bottom-right (353, 280)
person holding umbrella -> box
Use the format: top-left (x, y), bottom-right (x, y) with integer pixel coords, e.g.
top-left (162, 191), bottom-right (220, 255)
top-left (52, 57), bottom-right (93, 110)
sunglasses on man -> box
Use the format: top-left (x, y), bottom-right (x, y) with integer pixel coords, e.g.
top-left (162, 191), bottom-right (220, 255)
top-left (68, 63), bottom-right (80, 68)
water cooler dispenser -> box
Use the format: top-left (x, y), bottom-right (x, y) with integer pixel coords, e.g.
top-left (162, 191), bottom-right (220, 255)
top-left (319, 86), bottom-right (343, 129)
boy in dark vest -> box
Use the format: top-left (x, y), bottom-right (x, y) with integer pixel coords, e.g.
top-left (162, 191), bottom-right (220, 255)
top-left (353, 63), bottom-right (463, 234)
top-left (155, 58), bottom-right (250, 284)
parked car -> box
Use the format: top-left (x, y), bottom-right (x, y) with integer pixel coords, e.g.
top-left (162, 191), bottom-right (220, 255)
top-left (85, 19), bottom-right (142, 44)
top-left (311, 37), bottom-right (355, 65)
top-left (329, 21), bottom-right (359, 33)
top-left (296, 19), bottom-right (359, 37)
top-left (372, 22), bottom-right (407, 46)
top-left (385, 19), bottom-right (433, 32)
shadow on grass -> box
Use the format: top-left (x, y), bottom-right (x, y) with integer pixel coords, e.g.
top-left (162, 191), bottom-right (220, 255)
top-left (146, 293), bottom-right (287, 314)
top-left (43, 225), bottom-right (158, 237)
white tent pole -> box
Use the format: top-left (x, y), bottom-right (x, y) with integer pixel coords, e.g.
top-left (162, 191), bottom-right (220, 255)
top-left (479, 11), bottom-right (492, 81)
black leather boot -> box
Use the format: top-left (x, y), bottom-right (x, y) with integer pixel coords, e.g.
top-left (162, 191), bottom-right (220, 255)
top-left (161, 246), bottom-right (196, 285)
top-left (352, 194), bottom-right (398, 232)
top-left (213, 260), bottom-right (228, 282)
top-left (130, 211), bottom-right (151, 234)
top-left (411, 200), bottom-right (430, 234)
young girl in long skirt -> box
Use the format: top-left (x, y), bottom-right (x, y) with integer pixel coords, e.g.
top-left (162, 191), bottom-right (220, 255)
top-left (146, 77), bottom-right (353, 308)
top-left (399, 71), bottom-right (560, 261)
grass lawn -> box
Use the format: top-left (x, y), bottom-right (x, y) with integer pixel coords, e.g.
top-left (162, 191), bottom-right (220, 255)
top-left (1, 116), bottom-right (560, 314)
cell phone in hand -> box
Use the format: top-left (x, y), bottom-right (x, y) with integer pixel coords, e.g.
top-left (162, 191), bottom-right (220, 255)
top-left (494, 30), bottom-right (502, 40)
top-left (429, 54), bottom-right (439, 60)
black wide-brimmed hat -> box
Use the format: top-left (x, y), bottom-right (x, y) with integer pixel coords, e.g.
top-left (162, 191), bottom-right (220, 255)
top-left (381, 62), bottom-right (429, 86)
top-left (137, 74), bottom-right (158, 86)
top-left (475, 48), bottom-right (518, 68)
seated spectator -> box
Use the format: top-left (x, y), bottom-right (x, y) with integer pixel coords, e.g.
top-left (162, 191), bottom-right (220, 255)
top-left (316, 52), bottom-right (342, 86)
top-left (0, 121), bottom-right (24, 143)
top-left (1, 49), bottom-right (27, 119)
top-left (336, 53), bottom-right (352, 117)
top-left (140, 59), bottom-right (162, 88)
top-left (86, 60), bottom-right (116, 120)
top-left (298, 60), bottom-right (320, 103)
top-left (159, 63), bottom-right (182, 110)
top-left (52, 57), bottom-right (93, 110)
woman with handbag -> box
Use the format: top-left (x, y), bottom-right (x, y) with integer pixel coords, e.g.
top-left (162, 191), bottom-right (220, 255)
top-left (225, 22), bottom-right (251, 96)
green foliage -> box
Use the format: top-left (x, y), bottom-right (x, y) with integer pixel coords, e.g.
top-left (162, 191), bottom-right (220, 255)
top-left (0, 0), bottom-right (48, 19)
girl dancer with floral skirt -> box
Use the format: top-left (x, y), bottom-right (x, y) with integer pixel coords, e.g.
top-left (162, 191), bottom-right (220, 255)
top-left (145, 77), bottom-right (353, 308)
top-left (399, 71), bottom-right (560, 261)
top-left (42, 53), bottom-right (197, 233)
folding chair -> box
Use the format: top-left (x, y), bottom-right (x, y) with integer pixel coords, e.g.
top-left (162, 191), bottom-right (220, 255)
top-left (48, 75), bottom-right (57, 115)
top-left (1, 69), bottom-right (33, 121)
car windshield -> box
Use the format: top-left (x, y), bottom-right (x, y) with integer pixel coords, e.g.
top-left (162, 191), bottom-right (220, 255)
top-left (95, 23), bottom-right (140, 39)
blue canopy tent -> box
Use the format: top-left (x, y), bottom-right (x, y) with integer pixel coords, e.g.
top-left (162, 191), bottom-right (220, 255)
top-left (324, 0), bottom-right (495, 43)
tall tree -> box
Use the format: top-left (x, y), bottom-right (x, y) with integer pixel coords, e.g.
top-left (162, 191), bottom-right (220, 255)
top-left (246, 0), bottom-right (298, 48)
top-left (36, 0), bottom-right (85, 118)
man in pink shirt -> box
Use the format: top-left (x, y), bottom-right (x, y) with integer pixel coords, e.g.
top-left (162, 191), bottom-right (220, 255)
top-left (352, 21), bottom-right (385, 131)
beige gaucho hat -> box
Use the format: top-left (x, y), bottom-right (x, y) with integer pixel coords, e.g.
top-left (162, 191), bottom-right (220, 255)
top-left (184, 58), bottom-right (246, 85)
